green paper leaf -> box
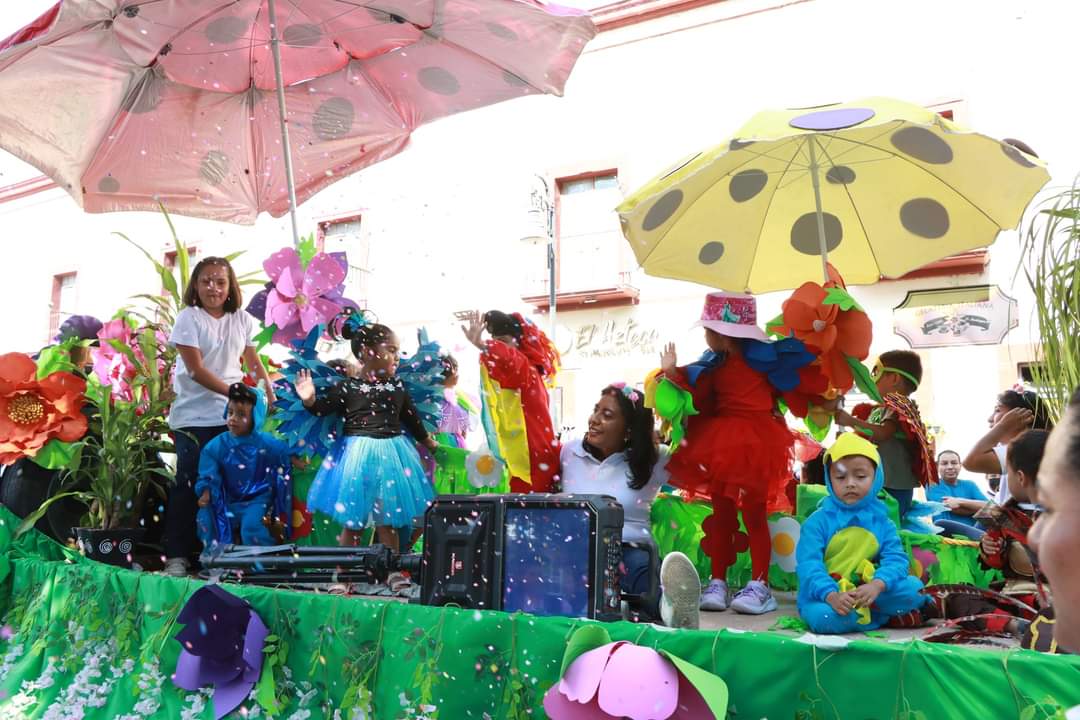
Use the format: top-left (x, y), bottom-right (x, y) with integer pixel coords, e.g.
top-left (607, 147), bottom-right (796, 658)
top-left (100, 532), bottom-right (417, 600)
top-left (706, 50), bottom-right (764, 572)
top-left (30, 439), bottom-right (76, 469)
top-left (770, 615), bottom-right (810, 633)
top-left (297, 235), bottom-right (318, 267)
top-left (805, 412), bottom-right (832, 443)
top-left (560, 625), bottom-right (611, 677)
top-left (660, 650), bottom-right (729, 719)
top-left (256, 658), bottom-right (281, 714)
top-left (35, 344), bottom-right (78, 379)
top-left (846, 356), bottom-right (882, 403)
top-left (822, 287), bottom-right (863, 312)
top-left (765, 313), bottom-right (787, 338)
top-left (253, 324), bottom-right (277, 350)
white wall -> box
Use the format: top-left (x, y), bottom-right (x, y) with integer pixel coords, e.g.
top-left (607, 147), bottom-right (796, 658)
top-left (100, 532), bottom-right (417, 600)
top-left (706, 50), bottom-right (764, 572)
top-left (1, 0), bottom-right (1077, 468)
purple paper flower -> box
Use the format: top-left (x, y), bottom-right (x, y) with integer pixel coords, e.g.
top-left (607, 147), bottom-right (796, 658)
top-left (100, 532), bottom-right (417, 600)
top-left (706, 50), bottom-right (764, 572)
top-left (172, 585), bottom-right (268, 720)
top-left (54, 315), bottom-right (103, 343)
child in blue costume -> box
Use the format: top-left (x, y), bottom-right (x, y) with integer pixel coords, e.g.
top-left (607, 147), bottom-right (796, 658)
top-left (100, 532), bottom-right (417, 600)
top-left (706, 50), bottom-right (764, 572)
top-left (797, 433), bottom-right (929, 633)
top-left (196, 383), bottom-right (293, 548)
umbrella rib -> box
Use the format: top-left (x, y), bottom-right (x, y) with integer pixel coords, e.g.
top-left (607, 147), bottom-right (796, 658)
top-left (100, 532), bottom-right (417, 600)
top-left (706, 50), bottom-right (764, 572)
top-left (634, 136), bottom-right (802, 272)
top-left (817, 140), bottom-right (884, 277)
top-left (741, 137), bottom-right (807, 291)
top-left (818, 129), bottom-right (1005, 229)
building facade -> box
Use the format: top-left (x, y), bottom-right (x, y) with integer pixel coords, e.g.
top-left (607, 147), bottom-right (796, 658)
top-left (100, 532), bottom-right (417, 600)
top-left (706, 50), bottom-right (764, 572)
top-left (0, 0), bottom-right (1077, 462)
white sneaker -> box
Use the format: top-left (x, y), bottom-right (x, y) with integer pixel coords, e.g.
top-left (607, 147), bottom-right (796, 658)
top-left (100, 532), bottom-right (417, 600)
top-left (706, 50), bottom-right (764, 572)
top-left (729, 580), bottom-right (779, 615)
top-left (659, 552), bottom-right (701, 629)
top-left (699, 578), bottom-right (729, 611)
top-left (162, 557), bottom-right (189, 577)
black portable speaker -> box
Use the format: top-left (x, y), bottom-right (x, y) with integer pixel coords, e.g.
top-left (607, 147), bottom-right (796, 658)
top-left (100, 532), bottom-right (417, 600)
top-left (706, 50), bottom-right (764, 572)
top-left (418, 494), bottom-right (624, 621)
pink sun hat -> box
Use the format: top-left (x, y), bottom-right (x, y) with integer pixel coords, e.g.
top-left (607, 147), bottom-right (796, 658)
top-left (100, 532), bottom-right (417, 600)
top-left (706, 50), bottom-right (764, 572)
top-left (693, 292), bottom-right (768, 342)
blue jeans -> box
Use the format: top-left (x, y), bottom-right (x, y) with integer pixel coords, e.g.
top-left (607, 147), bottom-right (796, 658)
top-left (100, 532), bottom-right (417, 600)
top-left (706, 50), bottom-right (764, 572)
top-left (801, 575), bottom-right (928, 634)
top-left (885, 488), bottom-right (914, 520)
top-left (165, 425), bottom-right (226, 559)
top-left (197, 491), bottom-right (275, 547)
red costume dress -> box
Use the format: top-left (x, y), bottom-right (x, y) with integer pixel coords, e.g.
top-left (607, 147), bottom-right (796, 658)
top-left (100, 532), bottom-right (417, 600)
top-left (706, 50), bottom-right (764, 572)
top-left (664, 351), bottom-right (794, 580)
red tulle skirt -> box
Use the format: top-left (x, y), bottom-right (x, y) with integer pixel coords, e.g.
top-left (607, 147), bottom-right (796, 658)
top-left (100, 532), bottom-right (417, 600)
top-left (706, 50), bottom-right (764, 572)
top-left (667, 412), bottom-right (794, 511)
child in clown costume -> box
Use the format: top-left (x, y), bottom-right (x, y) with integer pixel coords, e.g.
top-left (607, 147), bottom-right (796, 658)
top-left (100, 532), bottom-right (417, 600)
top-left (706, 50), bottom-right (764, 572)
top-left (461, 309), bottom-right (560, 493)
top-left (797, 433), bottom-right (929, 633)
top-left (657, 292), bottom-right (795, 615)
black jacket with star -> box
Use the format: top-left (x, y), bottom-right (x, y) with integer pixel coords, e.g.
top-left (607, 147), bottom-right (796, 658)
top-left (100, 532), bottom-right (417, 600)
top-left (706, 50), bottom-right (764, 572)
top-left (306, 376), bottom-right (429, 441)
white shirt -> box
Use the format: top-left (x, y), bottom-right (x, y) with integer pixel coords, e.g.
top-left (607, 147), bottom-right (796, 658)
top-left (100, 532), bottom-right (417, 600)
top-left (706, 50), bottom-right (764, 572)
top-left (168, 306), bottom-right (254, 429)
top-left (993, 443), bottom-right (1012, 505)
top-left (559, 439), bottom-right (669, 543)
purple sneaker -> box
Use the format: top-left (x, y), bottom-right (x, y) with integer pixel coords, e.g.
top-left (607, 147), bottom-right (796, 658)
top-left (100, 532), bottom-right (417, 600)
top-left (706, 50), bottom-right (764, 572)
top-left (730, 580), bottom-right (778, 615)
top-left (699, 579), bottom-right (729, 611)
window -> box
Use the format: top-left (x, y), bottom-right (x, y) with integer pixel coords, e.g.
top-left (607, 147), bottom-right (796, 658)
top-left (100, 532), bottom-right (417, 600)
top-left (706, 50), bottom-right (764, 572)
top-left (317, 215), bottom-right (370, 306)
top-left (555, 170), bottom-right (632, 294)
top-left (48, 272), bottom-right (77, 341)
top-left (163, 246), bottom-right (198, 296)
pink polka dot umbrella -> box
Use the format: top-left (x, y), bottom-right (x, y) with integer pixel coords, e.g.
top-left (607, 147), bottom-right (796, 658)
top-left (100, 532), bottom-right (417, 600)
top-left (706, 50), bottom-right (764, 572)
top-left (0, 0), bottom-right (595, 242)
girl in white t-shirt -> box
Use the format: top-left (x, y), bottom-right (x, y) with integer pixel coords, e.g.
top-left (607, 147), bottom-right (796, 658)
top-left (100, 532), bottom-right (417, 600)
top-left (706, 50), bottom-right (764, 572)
top-left (163, 257), bottom-right (275, 576)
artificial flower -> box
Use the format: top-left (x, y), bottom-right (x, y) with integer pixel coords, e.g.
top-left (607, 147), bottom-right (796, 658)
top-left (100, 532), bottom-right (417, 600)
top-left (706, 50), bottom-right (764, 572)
top-left (0, 353), bottom-right (87, 464)
top-left (246, 251), bottom-right (358, 330)
top-left (743, 336), bottom-right (817, 392)
top-left (768, 516), bottom-right (801, 573)
top-left (262, 247), bottom-right (346, 346)
top-left (542, 627), bottom-right (726, 720)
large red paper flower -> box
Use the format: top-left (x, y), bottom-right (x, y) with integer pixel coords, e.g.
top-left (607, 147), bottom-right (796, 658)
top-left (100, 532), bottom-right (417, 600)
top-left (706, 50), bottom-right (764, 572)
top-left (771, 281), bottom-right (872, 393)
top-left (0, 353), bottom-right (87, 464)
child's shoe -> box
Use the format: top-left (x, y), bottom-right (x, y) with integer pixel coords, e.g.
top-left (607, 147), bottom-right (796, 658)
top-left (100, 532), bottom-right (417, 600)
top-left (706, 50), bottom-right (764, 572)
top-left (162, 557), bottom-right (189, 577)
top-left (699, 579), bottom-right (729, 611)
top-left (730, 580), bottom-right (778, 615)
top-left (659, 552), bottom-right (701, 629)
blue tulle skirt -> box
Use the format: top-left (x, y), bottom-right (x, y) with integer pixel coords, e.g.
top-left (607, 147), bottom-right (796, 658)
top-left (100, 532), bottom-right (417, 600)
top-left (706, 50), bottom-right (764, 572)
top-left (307, 434), bottom-right (434, 529)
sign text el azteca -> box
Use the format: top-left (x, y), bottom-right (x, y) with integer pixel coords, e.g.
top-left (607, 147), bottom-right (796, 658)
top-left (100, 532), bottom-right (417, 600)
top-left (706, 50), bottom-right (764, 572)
top-left (561, 318), bottom-right (660, 359)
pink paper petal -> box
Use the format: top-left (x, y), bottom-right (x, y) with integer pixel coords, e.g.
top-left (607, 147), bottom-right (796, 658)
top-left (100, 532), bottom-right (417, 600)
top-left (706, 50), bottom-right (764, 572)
top-left (671, 673), bottom-right (714, 720)
top-left (297, 303), bottom-right (319, 332)
top-left (276, 263), bottom-right (302, 299)
top-left (308, 296), bottom-right (343, 326)
top-left (543, 683), bottom-right (612, 720)
top-left (302, 252), bottom-right (347, 298)
top-left (263, 247), bottom-right (302, 285)
top-left (266, 291), bottom-right (299, 330)
top-left (559, 642), bottom-right (620, 704)
top-left (596, 644), bottom-right (678, 720)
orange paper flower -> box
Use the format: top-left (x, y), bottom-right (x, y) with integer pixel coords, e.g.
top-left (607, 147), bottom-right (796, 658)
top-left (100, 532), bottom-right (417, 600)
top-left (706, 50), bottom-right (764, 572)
top-left (0, 353), bottom-right (87, 464)
top-left (772, 279), bottom-right (872, 393)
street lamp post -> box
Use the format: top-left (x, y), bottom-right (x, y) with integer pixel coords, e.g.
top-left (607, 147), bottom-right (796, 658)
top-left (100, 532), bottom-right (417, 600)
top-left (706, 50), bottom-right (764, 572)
top-left (524, 175), bottom-right (560, 428)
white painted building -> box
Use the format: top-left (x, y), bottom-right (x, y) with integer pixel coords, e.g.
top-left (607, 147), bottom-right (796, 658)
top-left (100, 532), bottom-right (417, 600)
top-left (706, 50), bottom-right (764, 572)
top-left (0, 0), bottom-right (1077, 463)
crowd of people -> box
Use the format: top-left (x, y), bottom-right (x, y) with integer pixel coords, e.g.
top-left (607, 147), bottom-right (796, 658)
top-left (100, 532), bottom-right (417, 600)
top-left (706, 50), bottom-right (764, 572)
top-left (159, 254), bottom-right (1079, 655)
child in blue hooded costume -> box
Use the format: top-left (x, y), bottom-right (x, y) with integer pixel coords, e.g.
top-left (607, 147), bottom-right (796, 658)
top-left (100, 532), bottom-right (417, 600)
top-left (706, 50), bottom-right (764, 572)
top-left (797, 433), bottom-right (928, 633)
top-left (196, 383), bottom-right (293, 547)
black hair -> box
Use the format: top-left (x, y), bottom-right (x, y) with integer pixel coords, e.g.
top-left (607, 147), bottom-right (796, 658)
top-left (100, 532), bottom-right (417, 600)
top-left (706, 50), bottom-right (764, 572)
top-left (600, 385), bottom-right (659, 491)
top-left (937, 449), bottom-right (961, 462)
top-left (441, 354), bottom-right (458, 380)
top-left (227, 382), bottom-right (257, 406)
top-left (183, 257), bottom-right (242, 312)
top-left (998, 389), bottom-right (1053, 431)
top-left (329, 309), bottom-right (393, 359)
top-left (1006, 429), bottom-right (1050, 485)
top-left (326, 358), bottom-right (350, 375)
top-left (483, 310), bottom-right (522, 339)
top-left (879, 350), bottom-right (923, 393)
top-left (802, 450), bottom-right (826, 485)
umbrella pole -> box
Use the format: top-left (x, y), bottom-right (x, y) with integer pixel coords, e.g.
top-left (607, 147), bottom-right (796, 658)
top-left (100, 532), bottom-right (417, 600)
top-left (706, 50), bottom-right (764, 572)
top-left (266, 0), bottom-right (302, 247)
top-left (806, 135), bottom-right (830, 283)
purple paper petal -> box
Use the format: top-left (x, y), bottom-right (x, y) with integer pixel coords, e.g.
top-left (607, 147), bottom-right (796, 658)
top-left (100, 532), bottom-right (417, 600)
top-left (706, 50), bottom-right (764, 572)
top-left (245, 286), bottom-right (272, 322)
top-left (302, 252), bottom-right (347, 298)
top-left (543, 683), bottom-right (611, 719)
top-left (328, 251), bottom-right (348, 274)
top-left (560, 642), bottom-right (620, 704)
top-left (175, 586), bottom-right (250, 661)
top-left (212, 675), bottom-right (258, 720)
top-left (596, 644), bottom-right (678, 720)
top-left (173, 651), bottom-right (242, 691)
top-left (241, 611), bottom-right (269, 684)
top-left (263, 247), bottom-right (302, 285)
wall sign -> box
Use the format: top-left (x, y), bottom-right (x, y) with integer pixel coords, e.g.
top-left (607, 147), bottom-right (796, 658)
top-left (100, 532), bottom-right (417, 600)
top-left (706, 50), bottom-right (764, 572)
top-left (560, 317), bottom-right (661, 359)
top-left (893, 285), bottom-right (1018, 349)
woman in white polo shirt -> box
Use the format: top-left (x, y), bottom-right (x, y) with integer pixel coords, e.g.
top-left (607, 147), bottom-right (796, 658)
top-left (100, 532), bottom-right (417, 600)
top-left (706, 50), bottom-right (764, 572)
top-left (559, 383), bottom-right (699, 628)
top-left (163, 257), bottom-right (274, 576)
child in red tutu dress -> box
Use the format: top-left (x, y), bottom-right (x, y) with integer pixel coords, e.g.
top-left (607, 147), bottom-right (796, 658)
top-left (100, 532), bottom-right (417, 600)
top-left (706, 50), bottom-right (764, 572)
top-left (659, 292), bottom-right (794, 615)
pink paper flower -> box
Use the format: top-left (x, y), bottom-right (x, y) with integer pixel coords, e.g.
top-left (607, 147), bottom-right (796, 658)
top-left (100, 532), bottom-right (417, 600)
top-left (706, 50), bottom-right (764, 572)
top-left (263, 248), bottom-right (346, 346)
top-left (91, 319), bottom-right (137, 402)
top-left (543, 642), bottom-right (712, 720)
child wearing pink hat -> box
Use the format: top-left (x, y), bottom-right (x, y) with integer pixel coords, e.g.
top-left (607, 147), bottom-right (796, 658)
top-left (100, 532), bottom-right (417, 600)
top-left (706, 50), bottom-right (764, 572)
top-left (658, 292), bottom-right (794, 615)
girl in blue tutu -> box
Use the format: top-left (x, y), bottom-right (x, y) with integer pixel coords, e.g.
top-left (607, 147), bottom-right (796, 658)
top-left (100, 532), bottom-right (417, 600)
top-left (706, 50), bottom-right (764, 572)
top-left (294, 313), bottom-right (438, 552)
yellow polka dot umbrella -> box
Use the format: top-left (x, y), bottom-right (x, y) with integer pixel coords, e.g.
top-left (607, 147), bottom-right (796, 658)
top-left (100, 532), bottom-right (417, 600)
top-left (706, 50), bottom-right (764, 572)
top-left (617, 97), bottom-right (1049, 292)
